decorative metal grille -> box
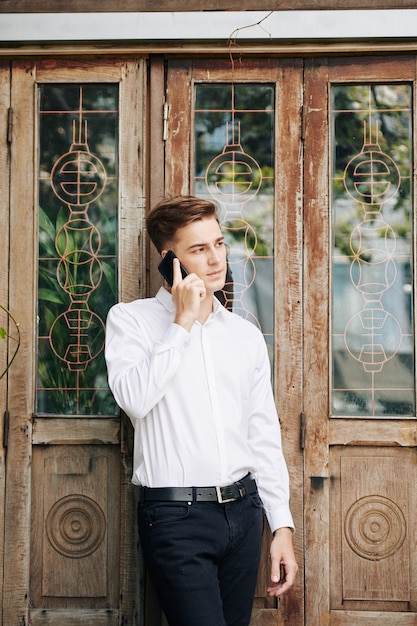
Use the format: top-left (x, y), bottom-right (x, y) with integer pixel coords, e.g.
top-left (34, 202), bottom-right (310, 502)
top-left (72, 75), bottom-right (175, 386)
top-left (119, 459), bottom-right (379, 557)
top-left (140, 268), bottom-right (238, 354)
top-left (332, 84), bottom-right (414, 417)
top-left (193, 83), bottom-right (275, 356)
top-left (37, 84), bottom-right (118, 416)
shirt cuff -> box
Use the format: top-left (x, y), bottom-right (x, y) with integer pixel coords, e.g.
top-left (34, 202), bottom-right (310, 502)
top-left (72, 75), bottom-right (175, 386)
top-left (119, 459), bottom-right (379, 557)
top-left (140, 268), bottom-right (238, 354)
top-left (162, 322), bottom-right (191, 351)
top-left (264, 506), bottom-right (295, 534)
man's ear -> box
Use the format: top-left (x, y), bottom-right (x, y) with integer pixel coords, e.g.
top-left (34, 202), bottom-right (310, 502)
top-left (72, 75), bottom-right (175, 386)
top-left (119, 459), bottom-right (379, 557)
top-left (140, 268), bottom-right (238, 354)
top-left (160, 250), bottom-right (168, 259)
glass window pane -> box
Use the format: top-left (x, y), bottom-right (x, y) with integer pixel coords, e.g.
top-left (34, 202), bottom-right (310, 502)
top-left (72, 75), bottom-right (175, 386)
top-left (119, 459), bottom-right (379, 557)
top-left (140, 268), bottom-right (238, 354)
top-left (194, 83), bottom-right (275, 357)
top-left (37, 84), bottom-right (118, 416)
top-left (195, 84), bottom-right (232, 110)
top-left (331, 83), bottom-right (414, 417)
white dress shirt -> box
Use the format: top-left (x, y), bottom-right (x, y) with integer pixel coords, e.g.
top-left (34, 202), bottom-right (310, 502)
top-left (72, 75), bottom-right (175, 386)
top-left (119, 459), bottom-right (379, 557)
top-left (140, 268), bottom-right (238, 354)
top-left (105, 287), bottom-right (294, 532)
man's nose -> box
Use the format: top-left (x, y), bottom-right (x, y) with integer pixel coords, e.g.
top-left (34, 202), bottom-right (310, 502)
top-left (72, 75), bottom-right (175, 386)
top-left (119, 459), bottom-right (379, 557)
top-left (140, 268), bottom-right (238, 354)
top-left (207, 247), bottom-right (221, 264)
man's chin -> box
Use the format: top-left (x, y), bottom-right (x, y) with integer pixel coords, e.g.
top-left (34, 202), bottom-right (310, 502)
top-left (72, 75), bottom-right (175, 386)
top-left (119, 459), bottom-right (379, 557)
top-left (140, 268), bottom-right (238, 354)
top-left (207, 280), bottom-right (226, 296)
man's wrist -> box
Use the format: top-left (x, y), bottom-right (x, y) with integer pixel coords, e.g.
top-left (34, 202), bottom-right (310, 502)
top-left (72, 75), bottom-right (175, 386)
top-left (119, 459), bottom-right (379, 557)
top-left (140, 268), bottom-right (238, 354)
top-left (174, 316), bottom-right (194, 332)
top-left (273, 526), bottom-right (294, 537)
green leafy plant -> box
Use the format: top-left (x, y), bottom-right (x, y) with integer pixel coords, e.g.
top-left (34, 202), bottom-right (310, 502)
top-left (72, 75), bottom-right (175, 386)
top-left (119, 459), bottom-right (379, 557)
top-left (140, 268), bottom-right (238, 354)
top-left (37, 204), bottom-right (117, 416)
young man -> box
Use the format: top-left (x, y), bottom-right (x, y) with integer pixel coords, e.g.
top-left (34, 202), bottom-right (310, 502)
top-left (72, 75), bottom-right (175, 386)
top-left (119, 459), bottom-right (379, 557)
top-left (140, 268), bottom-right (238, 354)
top-left (105, 196), bottom-right (297, 626)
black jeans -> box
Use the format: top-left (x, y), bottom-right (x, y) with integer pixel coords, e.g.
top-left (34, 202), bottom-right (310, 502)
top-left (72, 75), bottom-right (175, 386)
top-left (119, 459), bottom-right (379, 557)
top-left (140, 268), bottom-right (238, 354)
top-left (137, 492), bottom-right (263, 626)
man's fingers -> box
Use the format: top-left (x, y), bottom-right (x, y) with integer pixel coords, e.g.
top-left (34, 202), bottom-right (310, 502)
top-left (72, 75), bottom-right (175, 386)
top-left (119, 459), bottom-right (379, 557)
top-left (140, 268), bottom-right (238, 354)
top-left (172, 258), bottom-right (182, 286)
top-left (270, 560), bottom-right (297, 595)
top-left (270, 561), bottom-right (282, 584)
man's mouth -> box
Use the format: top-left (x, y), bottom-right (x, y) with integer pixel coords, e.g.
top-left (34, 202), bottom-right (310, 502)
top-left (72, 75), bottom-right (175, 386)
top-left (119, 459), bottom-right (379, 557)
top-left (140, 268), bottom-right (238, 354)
top-left (207, 269), bottom-right (225, 278)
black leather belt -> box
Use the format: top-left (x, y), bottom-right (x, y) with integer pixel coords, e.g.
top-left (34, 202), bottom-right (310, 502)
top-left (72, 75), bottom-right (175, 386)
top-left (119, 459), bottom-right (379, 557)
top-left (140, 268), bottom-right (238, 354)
top-left (140, 474), bottom-right (257, 504)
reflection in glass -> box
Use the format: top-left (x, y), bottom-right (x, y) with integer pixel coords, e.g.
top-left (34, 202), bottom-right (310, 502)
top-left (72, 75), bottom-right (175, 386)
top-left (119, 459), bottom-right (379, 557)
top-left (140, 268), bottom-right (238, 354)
top-left (332, 84), bottom-right (414, 417)
top-left (37, 84), bottom-right (118, 416)
top-left (194, 83), bottom-right (275, 356)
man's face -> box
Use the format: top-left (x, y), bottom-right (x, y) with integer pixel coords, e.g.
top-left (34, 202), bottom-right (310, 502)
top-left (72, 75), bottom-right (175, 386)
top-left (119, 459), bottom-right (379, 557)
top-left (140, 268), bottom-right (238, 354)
top-left (167, 217), bottom-right (227, 295)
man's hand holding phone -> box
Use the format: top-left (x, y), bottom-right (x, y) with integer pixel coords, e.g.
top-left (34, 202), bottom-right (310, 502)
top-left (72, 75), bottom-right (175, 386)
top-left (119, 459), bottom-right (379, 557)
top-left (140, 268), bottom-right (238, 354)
top-left (159, 251), bottom-right (206, 331)
top-left (172, 258), bottom-right (206, 331)
top-left (158, 250), bottom-right (188, 286)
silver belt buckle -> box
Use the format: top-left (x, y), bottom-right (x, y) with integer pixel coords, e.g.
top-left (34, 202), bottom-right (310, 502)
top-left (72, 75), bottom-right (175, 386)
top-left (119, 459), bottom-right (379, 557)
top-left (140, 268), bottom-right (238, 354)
top-left (216, 485), bottom-right (235, 504)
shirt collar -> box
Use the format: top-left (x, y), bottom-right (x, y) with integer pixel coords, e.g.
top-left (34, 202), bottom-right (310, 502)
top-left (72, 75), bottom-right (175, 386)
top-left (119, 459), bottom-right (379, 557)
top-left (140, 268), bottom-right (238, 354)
top-left (156, 286), bottom-right (176, 313)
top-left (155, 286), bottom-right (228, 319)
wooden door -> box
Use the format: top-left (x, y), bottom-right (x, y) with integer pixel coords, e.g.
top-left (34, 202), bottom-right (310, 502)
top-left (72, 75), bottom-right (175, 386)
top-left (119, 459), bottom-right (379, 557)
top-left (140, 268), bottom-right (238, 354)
top-left (304, 56), bottom-right (417, 624)
top-left (3, 59), bottom-right (146, 625)
top-left (159, 57), bottom-right (304, 626)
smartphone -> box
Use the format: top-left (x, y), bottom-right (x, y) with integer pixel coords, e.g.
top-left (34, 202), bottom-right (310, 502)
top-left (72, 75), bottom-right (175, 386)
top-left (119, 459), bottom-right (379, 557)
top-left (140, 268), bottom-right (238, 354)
top-left (157, 250), bottom-right (188, 287)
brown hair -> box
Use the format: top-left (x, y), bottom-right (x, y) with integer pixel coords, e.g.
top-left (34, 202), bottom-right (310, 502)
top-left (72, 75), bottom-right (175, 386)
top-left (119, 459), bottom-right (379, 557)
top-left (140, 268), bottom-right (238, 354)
top-left (146, 195), bottom-right (219, 253)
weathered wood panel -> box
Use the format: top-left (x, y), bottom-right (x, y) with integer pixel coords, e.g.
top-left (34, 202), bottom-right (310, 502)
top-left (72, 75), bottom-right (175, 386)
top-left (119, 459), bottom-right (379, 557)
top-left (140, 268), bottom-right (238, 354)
top-left (32, 418), bottom-right (120, 445)
top-left (148, 55), bottom-right (167, 298)
top-left (330, 611), bottom-right (417, 625)
top-left (35, 58), bottom-right (124, 82)
top-left (273, 57), bottom-right (304, 625)
top-left (329, 418), bottom-right (417, 446)
top-left (330, 448), bottom-right (417, 613)
top-left (0, 60), bottom-right (10, 626)
top-left (30, 446), bottom-right (120, 609)
top-left (3, 59), bottom-right (36, 626)
top-left (328, 54), bottom-right (415, 80)
top-left (30, 608), bottom-right (119, 625)
top-left (165, 60), bottom-right (192, 197)
top-left (119, 60), bottom-right (147, 304)
top-left (102, 59), bottom-right (146, 624)
top-left (303, 56), bottom-right (331, 626)
top-left (0, 0), bottom-right (416, 12)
